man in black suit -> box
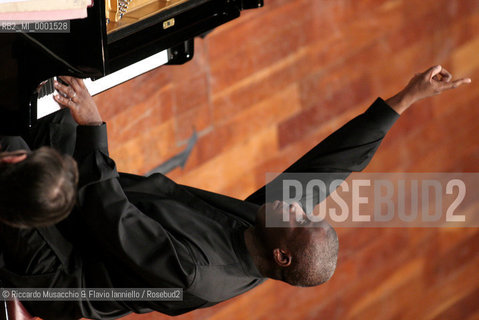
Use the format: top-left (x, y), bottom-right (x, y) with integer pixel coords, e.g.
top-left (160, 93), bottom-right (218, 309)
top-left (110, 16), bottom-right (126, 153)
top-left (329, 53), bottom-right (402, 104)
top-left (0, 66), bottom-right (470, 319)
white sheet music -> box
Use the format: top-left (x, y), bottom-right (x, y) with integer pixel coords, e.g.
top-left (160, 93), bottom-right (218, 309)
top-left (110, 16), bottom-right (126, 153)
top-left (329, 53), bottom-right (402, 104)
top-left (0, 0), bottom-right (30, 3)
top-left (0, 0), bottom-right (90, 12)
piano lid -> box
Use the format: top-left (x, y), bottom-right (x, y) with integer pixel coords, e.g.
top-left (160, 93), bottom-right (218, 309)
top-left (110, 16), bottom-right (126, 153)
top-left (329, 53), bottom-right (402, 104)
top-left (0, 0), bottom-right (263, 135)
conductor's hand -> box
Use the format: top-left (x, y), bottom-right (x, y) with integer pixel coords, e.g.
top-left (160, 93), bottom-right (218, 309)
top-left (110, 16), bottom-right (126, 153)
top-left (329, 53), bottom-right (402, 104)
top-left (54, 76), bottom-right (103, 126)
top-left (386, 65), bottom-right (471, 114)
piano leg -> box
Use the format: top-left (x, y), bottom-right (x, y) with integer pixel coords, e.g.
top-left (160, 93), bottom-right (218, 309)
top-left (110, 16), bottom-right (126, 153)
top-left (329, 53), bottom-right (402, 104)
top-left (166, 39), bottom-right (194, 65)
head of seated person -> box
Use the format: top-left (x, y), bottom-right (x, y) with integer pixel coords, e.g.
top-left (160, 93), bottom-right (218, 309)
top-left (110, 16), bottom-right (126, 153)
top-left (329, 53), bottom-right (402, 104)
top-left (0, 147), bottom-right (78, 228)
top-left (250, 201), bottom-right (339, 287)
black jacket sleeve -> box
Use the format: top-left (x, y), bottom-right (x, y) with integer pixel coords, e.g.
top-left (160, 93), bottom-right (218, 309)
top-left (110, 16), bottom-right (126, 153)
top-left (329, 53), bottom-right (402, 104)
top-left (73, 124), bottom-right (194, 289)
top-left (0, 136), bottom-right (30, 152)
top-left (245, 98), bottom-right (400, 209)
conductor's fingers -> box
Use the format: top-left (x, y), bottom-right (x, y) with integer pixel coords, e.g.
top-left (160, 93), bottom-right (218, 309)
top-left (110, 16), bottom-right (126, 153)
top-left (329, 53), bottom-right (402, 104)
top-left (425, 65), bottom-right (442, 80)
top-left (438, 68), bottom-right (452, 82)
top-left (440, 77), bottom-right (472, 91)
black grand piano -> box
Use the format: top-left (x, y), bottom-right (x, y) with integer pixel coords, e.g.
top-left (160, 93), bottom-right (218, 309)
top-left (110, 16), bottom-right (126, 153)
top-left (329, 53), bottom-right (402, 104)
top-left (0, 0), bottom-right (263, 135)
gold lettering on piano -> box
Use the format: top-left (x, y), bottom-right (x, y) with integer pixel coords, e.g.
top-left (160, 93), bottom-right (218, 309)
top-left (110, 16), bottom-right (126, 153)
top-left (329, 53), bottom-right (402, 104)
top-left (163, 18), bottom-right (175, 29)
top-left (105, 0), bottom-right (187, 34)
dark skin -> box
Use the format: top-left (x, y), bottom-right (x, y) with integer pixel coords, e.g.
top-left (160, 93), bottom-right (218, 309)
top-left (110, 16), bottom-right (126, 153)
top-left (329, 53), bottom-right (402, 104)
top-left (0, 76), bottom-right (103, 169)
top-left (385, 65), bottom-right (471, 114)
top-left (53, 76), bottom-right (103, 126)
top-left (244, 201), bottom-right (330, 280)
top-left (52, 65), bottom-right (471, 284)
top-left (243, 65), bottom-right (471, 282)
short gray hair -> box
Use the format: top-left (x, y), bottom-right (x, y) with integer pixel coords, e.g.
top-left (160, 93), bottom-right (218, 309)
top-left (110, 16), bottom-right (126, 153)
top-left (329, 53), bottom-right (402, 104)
top-left (283, 227), bottom-right (339, 287)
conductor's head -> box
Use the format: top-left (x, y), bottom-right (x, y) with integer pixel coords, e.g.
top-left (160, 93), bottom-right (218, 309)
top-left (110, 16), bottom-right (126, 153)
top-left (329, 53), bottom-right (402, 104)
top-left (249, 201), bottom-right (338, 287)
top-left (0, 147), bottom-right (78, 228)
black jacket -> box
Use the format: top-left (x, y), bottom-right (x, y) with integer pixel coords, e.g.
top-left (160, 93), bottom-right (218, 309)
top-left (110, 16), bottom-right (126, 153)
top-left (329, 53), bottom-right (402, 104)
top-left (0, 98), bottom-right (399, 319)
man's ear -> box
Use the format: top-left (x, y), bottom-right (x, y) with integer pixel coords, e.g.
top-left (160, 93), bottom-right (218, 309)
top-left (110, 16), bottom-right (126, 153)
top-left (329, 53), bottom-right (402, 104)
top-left (0, 154), bottom-right (27, 164)
top-left (273, 248), bottom-right (292, 267)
